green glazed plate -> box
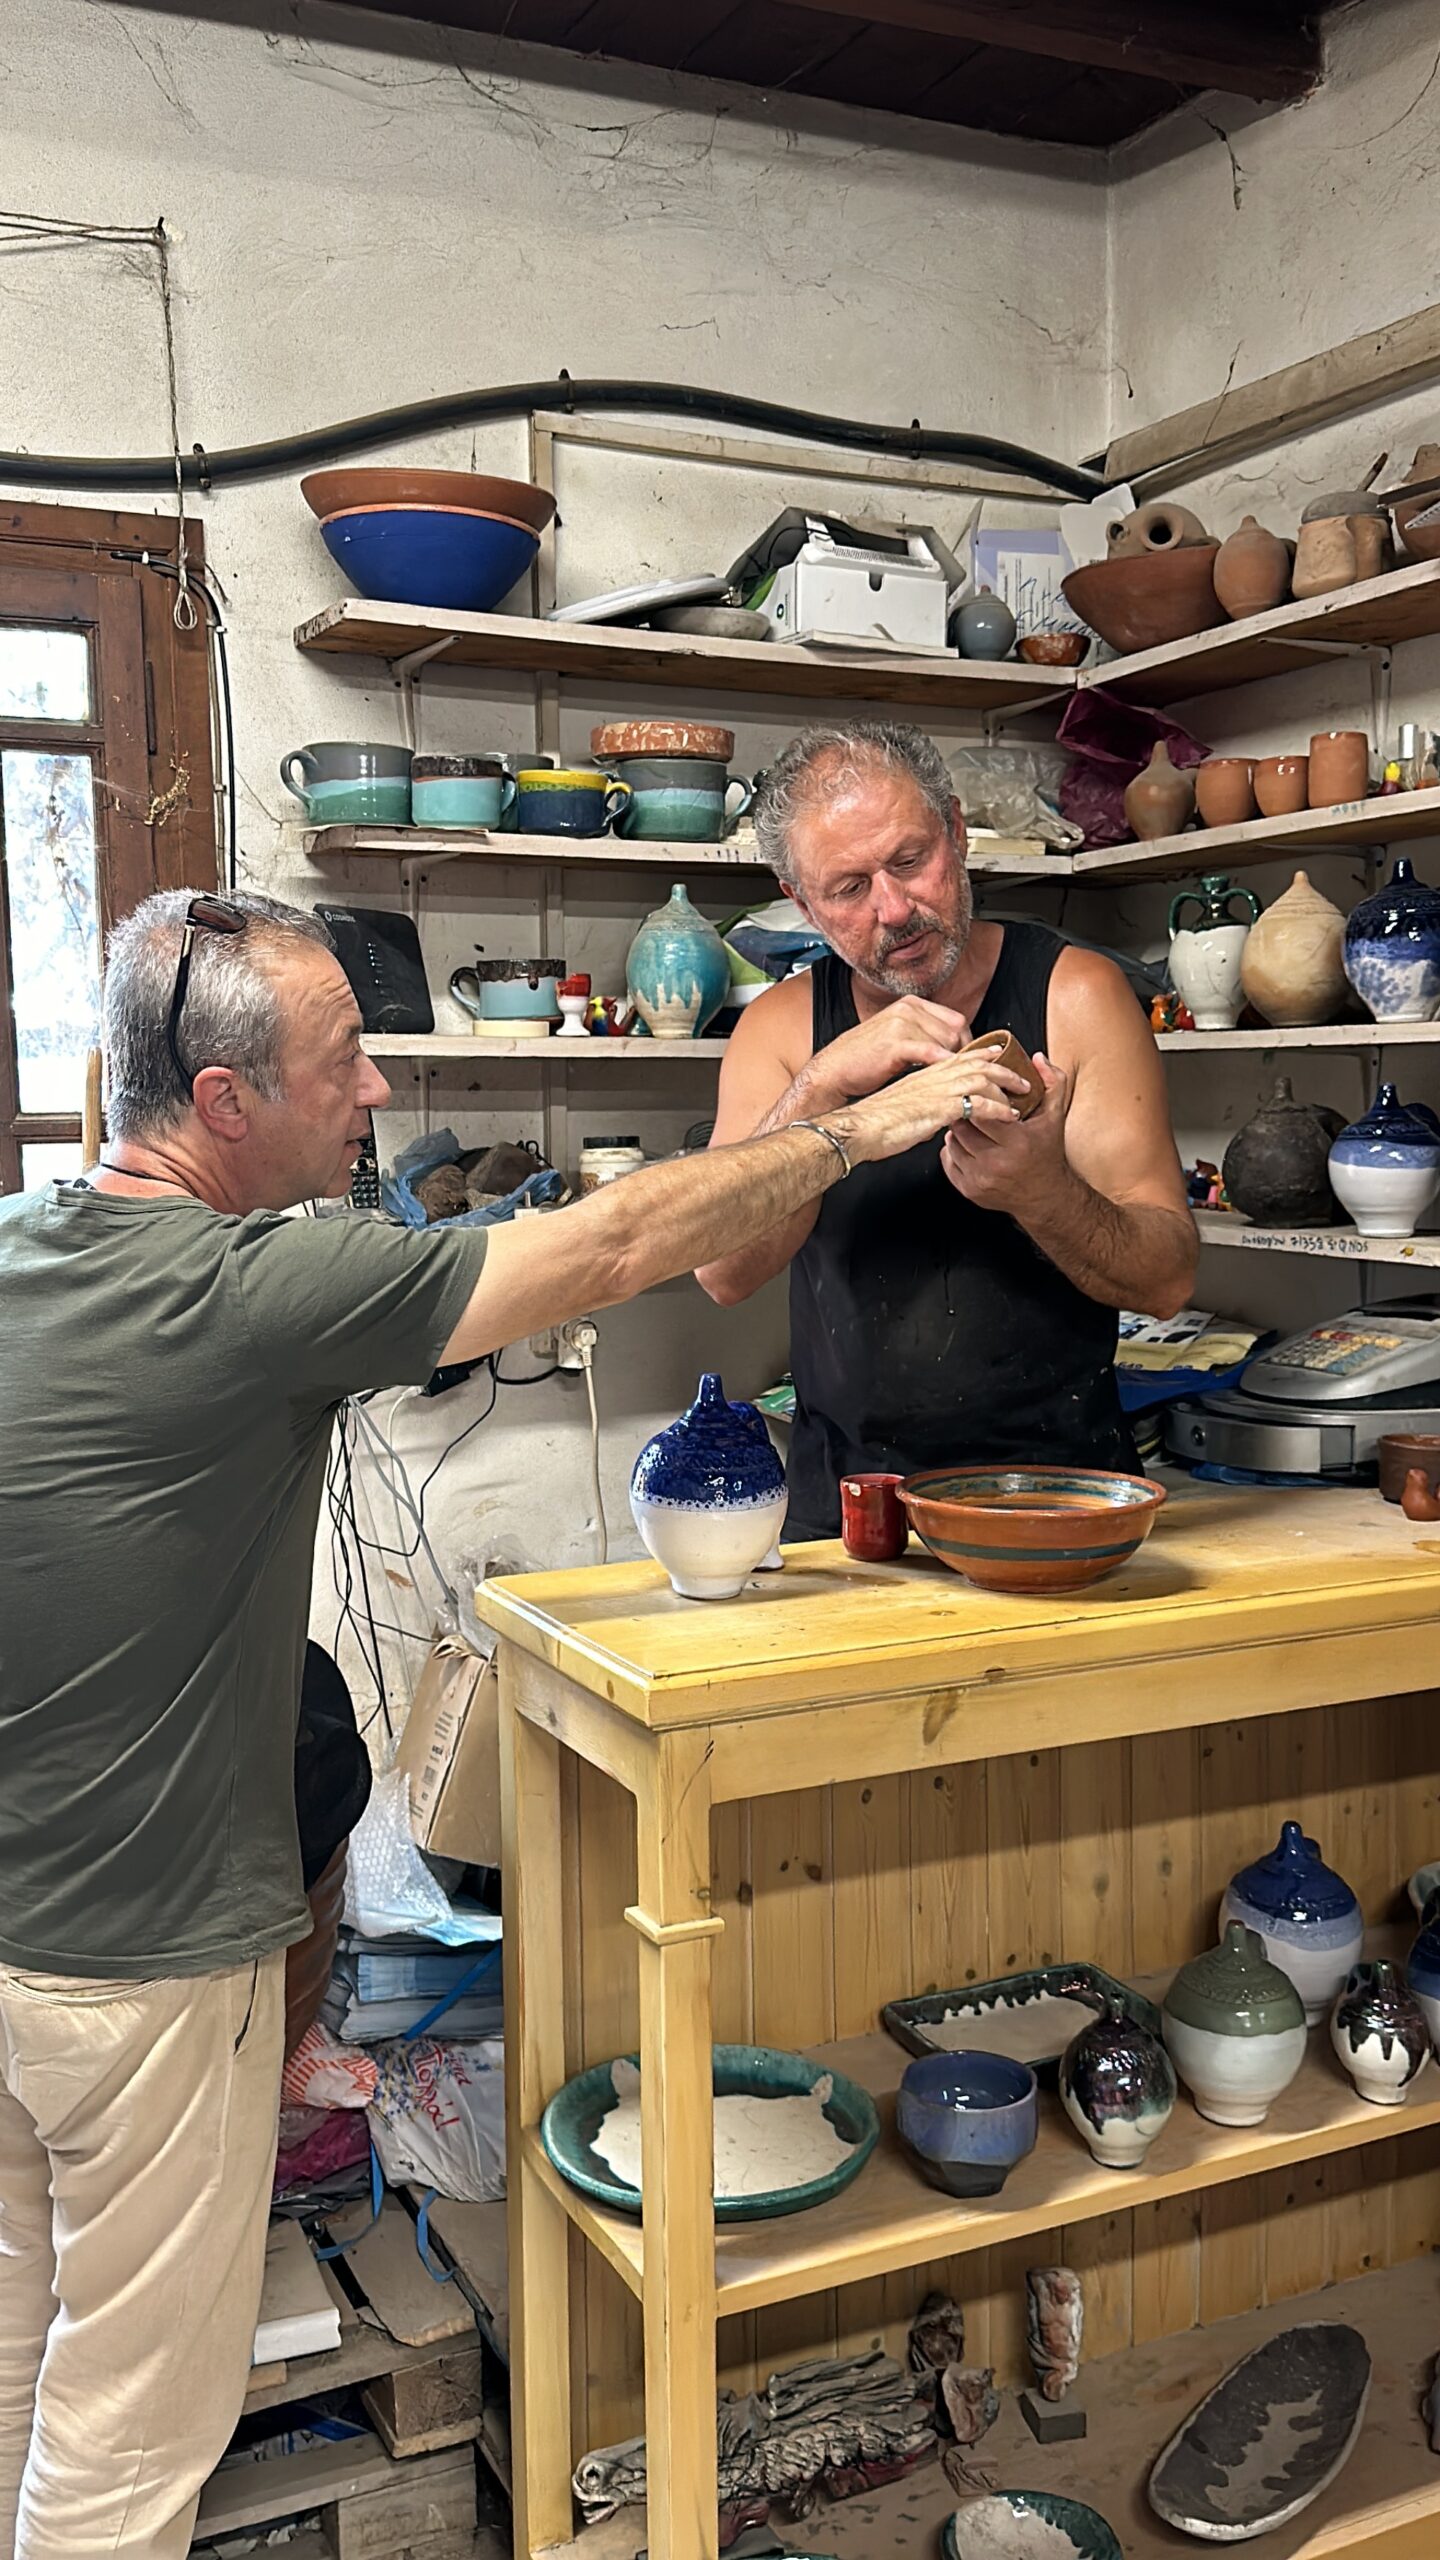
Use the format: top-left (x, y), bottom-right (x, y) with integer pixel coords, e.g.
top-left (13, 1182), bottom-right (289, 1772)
top-left (540, 2041), bottom-right (879, 2224)
top-left (944, 2490), bottom-right (1123, 2560)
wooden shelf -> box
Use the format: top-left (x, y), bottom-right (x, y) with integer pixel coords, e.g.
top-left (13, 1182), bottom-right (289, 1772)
top-left (1194, 1209), bottom-right (1440, 1265)
top-left (306, 822), bottom-right (1057, 879)
top-left (293, 598), bottom-right (1077, 712)
top-left (1079, 559), bottom-right (1440, 706)
top-left (1073, 783), bottom-right (1440, 883)
top-left (365, 1033), bottom-right (728, 1061)
top-left (1159, 1020), bottom-right (1440, 1051)
top-left (526, 1977), bottom-right (1440, 2320)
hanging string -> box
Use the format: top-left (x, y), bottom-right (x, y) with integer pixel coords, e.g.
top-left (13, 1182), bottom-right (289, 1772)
top-left (0, 205), bottom-right (196, 631)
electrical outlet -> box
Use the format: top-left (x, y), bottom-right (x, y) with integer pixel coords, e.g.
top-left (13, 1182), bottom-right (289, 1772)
top-left (557, 1317), bottom-right (598, 1371)
top-left (529, 1327), bottom-right (558, 1362)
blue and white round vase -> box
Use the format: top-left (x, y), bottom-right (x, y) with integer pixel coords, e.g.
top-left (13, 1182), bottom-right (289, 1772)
top-left (1059, 1997), bottom-right (1177, 2169)
top-left (625, 883), bottom-right (731, 1040)
top-left (1343, 855), bottom-right (1440, 1022)
top-left (1221, 1819), bottom-right (1362, 2023)
top-left (1406, 1907), bottom-right (1440, 2056)
top-left (1328, 1082), bottom-right (1440, 1238)
top-left (631, 1373), bottom-right (788, 1599)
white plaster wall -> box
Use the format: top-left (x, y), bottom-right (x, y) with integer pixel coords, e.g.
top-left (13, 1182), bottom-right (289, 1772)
top-left (0, 0), bottom-right (1110, 1702)
top-left (1106, 0), bottom-right (1440, 1336)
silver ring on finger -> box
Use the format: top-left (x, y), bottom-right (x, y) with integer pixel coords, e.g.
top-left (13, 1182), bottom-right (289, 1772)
top-left (960, 1093), bottom-right (973, 1121)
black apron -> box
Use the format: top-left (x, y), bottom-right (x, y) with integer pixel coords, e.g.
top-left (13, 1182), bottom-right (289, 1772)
top-left (786, 922), bottom-right (1135, 1538)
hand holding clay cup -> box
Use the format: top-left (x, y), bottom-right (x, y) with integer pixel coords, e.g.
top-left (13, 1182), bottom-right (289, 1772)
top-left (809, 994), bottom-right (972, 1108)
top-left (833, 1048), bottom-right (1029, 1166)
top-left (941, 1054), bottom-right (1069, 1218)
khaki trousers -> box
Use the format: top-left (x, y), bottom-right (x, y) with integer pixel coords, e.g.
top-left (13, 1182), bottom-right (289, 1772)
top-left (0, 1953), bottom-right (284, 2560)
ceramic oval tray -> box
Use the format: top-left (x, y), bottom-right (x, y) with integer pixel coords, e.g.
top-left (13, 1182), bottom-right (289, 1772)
top-left (1148, 2320), bottom-right (1371, 2540)
top-left (541, 2041), bottom-right (879, 2223)
top-left (883, 1963), bottom-right (1162, 2082)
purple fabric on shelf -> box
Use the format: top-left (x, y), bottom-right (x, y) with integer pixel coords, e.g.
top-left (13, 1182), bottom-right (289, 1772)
top-left (1057, 686), bottom-right (1210, 848)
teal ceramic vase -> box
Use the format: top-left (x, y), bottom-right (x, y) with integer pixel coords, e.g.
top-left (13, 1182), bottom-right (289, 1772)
top-left (1162, 1921), bottom-right (1306, 2127)
top-left (625, 883), bottom-right (730, 1040)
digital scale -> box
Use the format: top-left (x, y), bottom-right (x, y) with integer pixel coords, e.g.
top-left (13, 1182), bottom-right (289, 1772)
top-left (1165, 1297), bottom-right (1440, 1478)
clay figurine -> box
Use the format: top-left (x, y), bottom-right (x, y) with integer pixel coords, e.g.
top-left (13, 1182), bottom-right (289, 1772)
top-left (1026, 2265), bottom-right (1083, 2401)
top-left (1403, 1466), bottom-right (1440, 1523)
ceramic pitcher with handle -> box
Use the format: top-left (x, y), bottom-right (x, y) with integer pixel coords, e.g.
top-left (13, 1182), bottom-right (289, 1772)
top-left (1167, 871), bottom-right (1260, 1031)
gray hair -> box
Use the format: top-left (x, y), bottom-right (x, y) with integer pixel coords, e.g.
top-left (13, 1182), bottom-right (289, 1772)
top-left (104, 889), bottom-right (333, 1139)
top-left (752, 722), bottom-right (957, 885)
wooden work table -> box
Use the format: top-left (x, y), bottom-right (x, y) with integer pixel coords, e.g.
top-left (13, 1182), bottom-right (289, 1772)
top-left (479, 1485), bottom-right (1440, 2560)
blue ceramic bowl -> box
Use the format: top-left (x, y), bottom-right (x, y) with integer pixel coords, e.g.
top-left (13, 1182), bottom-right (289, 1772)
top-left (896, 2049), bottom-right (1038, 2197)
top-left (319, 505), bottom-right (540, 611)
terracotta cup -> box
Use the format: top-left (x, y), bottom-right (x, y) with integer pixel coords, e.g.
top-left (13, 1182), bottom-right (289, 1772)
top-left (1194, 757), bottom-right (1256, 829)
top-left (840, 1473), bottom-right (908, 1562)
top-left (1308, 731), bottom-right (1370, 808)
top-left (1254, 755), bottom-right (1309, 817)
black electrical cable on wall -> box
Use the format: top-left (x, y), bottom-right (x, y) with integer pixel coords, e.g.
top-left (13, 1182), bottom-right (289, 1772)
top-left (0, 376), bottom-right (1106, 500)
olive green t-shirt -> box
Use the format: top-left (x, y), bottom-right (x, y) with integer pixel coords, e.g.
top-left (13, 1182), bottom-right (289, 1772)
top-left (0, 1186), bottom-right (487, 1979)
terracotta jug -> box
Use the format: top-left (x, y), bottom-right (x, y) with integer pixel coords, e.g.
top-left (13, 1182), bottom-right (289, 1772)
top-left (1308, 731), bottom-right (1370, 808)
top-left (1292, 512), bottom-right (1393, 600)
top-left (1240, 869), bottom-right (1348, 1026)
top-left (1105, 499), bottom-right (1212, 559)
top-left (1214, 516), bottom-right (1291, 619)
top-left (1124, 741), bottom-right (1195, 842)
top-left (1195, 757), bottom-right (1256, 829)
top-left (1393, 443), bottom-right (1440, 563)
top-left (1254, 754), bottom-right (1309, 816)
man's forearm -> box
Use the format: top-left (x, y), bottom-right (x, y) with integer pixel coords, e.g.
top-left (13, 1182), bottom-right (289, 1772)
top-left (695, 1063), bottom-right (835, 1304)
top-left (1018, 1170), bottom-right (1198, 1317)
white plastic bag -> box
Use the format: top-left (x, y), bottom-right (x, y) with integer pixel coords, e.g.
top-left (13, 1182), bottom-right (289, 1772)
top-left (343, 1765), bottom-right (459, 1940)
top-left (367, 2036), bottom-right (507, 2201)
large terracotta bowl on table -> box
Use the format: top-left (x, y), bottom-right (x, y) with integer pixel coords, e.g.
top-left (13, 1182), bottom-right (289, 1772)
top-left (899, 1465), bottom-right (1167, 1595)
top-left (1062, 546), bottom-right (1223, 654)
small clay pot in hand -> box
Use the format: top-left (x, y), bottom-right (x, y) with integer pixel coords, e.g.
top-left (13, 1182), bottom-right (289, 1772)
top-left (1194, 757), bottom-right (1256, 828)
top-left (1254, 755), bottom-right (1309, 817)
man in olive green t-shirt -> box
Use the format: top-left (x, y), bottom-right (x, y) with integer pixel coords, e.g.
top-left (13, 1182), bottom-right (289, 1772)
top-left (0, 887), bottom-right (1022, 2556)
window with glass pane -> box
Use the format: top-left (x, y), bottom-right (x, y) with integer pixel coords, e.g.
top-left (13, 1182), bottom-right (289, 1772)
top-left (20, 1141), bottom-right (83, 1188)
top-left (0, 626), bottom-right (91, 722)
top-left (1, 750), bottom-right (101, 1117)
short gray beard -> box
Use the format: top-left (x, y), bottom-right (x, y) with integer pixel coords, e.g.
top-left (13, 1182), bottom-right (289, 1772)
top-left (863, 868), bottom-right (973, 998)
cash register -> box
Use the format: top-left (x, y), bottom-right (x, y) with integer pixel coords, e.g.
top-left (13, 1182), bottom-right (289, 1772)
top-left (1165, 1298), bottom-right (1440, 1479)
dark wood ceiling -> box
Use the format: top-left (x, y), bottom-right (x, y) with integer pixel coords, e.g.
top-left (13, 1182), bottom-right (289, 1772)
top-left (346, 0), bottom-right (1327, 149)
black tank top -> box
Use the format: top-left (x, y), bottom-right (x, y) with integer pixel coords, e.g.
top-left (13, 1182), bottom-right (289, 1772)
top-left (786, 922), bottom-right (1134, 1539)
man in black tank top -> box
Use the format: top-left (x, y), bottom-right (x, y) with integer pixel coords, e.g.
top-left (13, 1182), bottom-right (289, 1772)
top-left (697, 722), bottom-right (1198, 1539)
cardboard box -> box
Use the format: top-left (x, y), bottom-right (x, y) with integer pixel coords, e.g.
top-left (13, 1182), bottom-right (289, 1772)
top-left (398, 1637), bottom-right (501, 1866)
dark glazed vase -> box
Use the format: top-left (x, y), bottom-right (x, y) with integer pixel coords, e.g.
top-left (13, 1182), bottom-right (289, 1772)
top-left (1058, 1995), bottom-right (1177, 2168)
top-left (1222, 1076), bottom-right (1345, 1225)
top-left (1330, 1959), bottom-right (1432, 2106)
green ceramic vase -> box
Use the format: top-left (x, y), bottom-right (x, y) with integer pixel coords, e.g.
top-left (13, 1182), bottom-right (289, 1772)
top-left (1162, 1921), bottom-right (1307, 2127)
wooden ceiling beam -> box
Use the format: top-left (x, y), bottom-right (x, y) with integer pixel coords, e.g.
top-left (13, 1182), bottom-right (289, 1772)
top-left (762, 0), bottom-right (1322, 104)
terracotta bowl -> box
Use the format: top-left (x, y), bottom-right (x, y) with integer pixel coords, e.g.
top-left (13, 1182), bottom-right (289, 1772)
top-left (899, 1465), bottom-right (1167, 1594)
top-left (300, 466), bottom-right (557, 536)
top-left (1018, 631), bottom-right (1087, 667)
top-left (1062, 547), bottom-right (1223, 654)
top-left (1378, 1431), bottom-right (1440, 1505)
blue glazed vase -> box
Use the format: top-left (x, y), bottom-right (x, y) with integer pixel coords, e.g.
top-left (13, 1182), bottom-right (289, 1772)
top-left (626, 882), bottom-right (731, 1040)
top-left (1343, 855), bottom-right (1440, 1022)
top-left (1329, 1081), bottom-right (1440, 1237)
top-left (1220, 1819), bottom-right (1362, 2023)
top-left (1059, 1995), bottom-right (1177, 2169)
top-left (630, 1373), bottom-right (787, 1599)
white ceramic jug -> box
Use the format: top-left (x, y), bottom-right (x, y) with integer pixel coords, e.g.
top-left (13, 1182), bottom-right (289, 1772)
top-left (1167, 873), bottom-right (1261, 1031)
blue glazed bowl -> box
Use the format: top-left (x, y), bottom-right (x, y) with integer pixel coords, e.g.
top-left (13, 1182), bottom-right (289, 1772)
top-left (896, 2049), bottom-right (1038, 2197)
top-left (318, 505), bottom-right (541, 611)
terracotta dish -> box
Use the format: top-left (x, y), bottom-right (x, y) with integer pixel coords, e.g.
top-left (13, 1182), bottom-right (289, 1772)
top-left (899, 1466), bottom-right (1167, 1595)
top-left (591, 719), bottom-right (735, 762)
top-left (1018, 632), bottom-right (1087, 667)
top-left (960, 1026), bottom-right (1045, 1118)
top-left (1378, 1431), bottom-right (1440, 1506)
top-left (1062, 547), bottom-right (1222, 654)
top-left (299, 466), bottom-right (556, 535)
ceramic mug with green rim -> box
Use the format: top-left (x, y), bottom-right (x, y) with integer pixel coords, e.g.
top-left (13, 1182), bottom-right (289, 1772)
top-left (411, 753), bottom-right (518, 830)
top-left (513, 767), bottom-right (632, 838)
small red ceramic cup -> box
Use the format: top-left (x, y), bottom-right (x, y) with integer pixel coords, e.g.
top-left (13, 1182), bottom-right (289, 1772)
top-left (840, 1473), bottom-right (908, 1561)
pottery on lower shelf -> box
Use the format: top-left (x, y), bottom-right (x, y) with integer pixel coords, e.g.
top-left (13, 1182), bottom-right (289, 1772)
top-left (1330, 1959), bottom-right (1432, 2105)
top-left (1161, 1921), bottom-right (1306, 2126)
top-left (1148, 2322), bottom-right (1371, 2541)
top-left (1221, 1076), bottom-right (1344, 1225)
top-left (895, 2049), bottom-right (1038, 2197)
top-left (1308, 727), bottom-right (1370, 809)
top-left (1167, 872), bottom-right (1261, 1031)
top-left (1058, 1995), bottom-right (1177, 2169)
top-left (1239, 867), bottom-right (1347, 1026)
top-left (1328, 1081), bottom-right (1440, 1237)
top-left (1405, 1901), bottom-right (1440, 2053)
top-left (943, 2492), bottom-right (1121, 2560)
top-left (1220, 1818), bottom-right (1363, 2024)
top-left (1213, 514), bottom-right (1292, 619)
top-left (1344, 854), bottom-right (1440, 1022)
top-left (1253, 752), bottom-right (1309, 817)
top-left (630, 1372), bottom-right (787, 1600)
top-left (1194, 756), bottom-right (1256, 829)
top-left (1123, 740), bottom-right (1194, 841)
top-left (625, 882), bottom-right (731, 1039)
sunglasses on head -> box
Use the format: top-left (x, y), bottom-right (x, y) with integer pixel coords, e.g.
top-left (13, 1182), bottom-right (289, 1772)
top-left (167, 894), bottom-right (246, 1097)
